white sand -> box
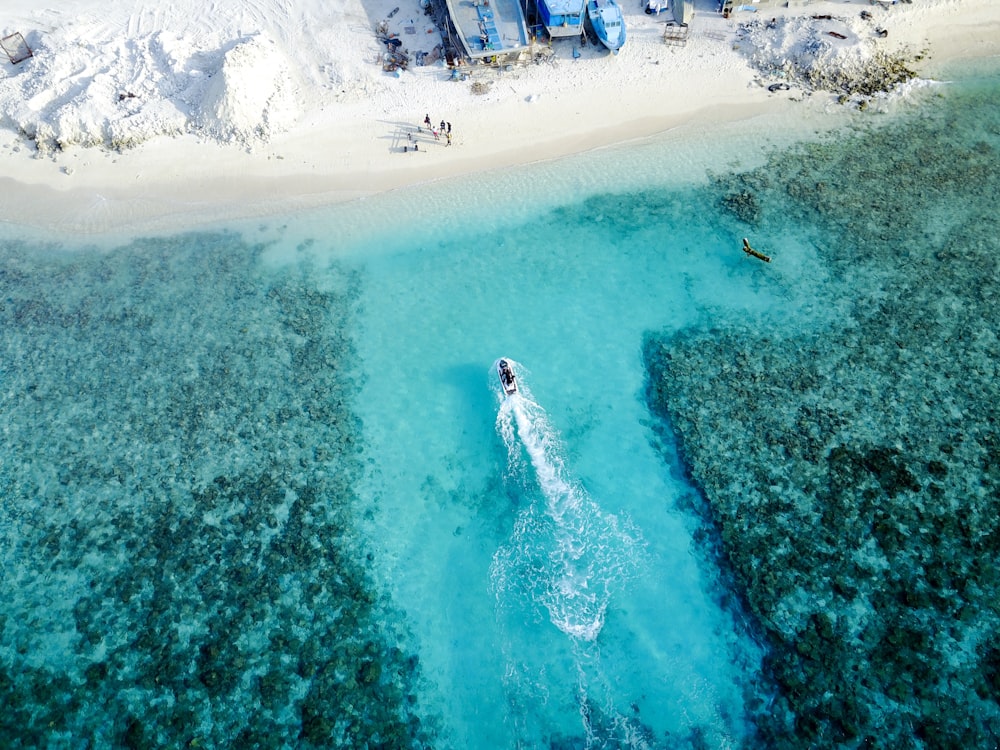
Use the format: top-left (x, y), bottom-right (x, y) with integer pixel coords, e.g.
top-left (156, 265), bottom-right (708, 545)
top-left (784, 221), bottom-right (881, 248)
top-left (1, 0), bottom-right (998, 236)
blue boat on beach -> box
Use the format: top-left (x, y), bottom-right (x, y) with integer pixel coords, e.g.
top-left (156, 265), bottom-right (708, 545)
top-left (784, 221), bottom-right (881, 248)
top-left (587, 0), bottom-right (626, 53)
top-left (536, 0), bottom-right (586, 38)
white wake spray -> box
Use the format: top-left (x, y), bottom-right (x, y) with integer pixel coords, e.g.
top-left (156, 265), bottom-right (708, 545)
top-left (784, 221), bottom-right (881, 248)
top-left (491, 361), bottom-right (643, 642)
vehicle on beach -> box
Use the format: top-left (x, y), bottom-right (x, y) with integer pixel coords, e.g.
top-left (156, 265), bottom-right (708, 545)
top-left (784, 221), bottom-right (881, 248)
top-left (497, 358), bottom-right (518, 396)
top-left (586, 0), bottom-right (626, 53)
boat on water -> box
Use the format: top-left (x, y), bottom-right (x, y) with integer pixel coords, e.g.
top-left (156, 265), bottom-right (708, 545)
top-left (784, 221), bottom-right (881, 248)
top-left (497, 358), bottom-right (518, 396)
top-left (536, 0), bottom-right (586, 39)
top-left (586, 0), bottom-right (626, 53)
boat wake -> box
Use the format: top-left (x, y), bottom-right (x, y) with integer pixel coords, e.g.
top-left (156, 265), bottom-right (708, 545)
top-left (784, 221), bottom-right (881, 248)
top-left (490, 360), bottom-right (643, 642)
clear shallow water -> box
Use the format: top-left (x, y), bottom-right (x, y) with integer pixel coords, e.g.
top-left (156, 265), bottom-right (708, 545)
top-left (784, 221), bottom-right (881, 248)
top-left (339, 177), bottom-right (828, 747)
top-left (1, 62), bottom-right (997, 748)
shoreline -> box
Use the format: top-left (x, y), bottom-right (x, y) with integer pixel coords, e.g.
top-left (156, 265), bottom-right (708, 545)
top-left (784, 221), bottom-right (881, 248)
top-left (1, 0), bottom-right (998, 239)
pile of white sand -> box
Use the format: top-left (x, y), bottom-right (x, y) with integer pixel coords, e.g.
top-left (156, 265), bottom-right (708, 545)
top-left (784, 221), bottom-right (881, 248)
top-left (194, 34), bottom-right (299, 148)
top-left (0, 0), bottom-right (387, 154)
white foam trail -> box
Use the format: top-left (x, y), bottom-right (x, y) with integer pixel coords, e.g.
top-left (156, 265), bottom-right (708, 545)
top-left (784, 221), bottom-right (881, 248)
top-left (491, 361), bottom-right (642, 642)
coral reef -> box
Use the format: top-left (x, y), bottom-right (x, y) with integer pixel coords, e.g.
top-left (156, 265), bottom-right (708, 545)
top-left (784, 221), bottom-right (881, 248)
top-left (645, 78), bottom-right (1000, 746)
top-left (0, 235), bottom-right (434, 747)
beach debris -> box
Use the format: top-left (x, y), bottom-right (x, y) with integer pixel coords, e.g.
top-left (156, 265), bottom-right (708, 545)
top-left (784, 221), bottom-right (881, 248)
top-left (767, 82), bottom-right (790, 92)
top-left (736, 16), bottom-right (917, 102)
top-left (1, 32), bottom-right (33, 65)
top-left (742, 237), bottom-right (771, 263)
top-left (382, 48), bottom-right (410, 72)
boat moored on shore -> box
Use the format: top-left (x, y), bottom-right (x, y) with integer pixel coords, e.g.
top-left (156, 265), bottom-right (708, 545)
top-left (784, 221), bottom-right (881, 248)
top-left (587, 0), bottom-right (626, 53)
top-left (536, 0), bottom-right (587, 39)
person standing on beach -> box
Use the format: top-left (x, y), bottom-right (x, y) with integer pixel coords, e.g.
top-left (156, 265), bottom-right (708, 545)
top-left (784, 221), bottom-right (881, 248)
top-left (424, 114), bottom-right (431, 129)
top-left (446, 132), bottom-right (452, 146)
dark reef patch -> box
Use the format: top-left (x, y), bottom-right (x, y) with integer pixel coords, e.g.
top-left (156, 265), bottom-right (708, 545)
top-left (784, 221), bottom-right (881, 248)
top-left (0, 235), bottom-right (433, 747)
top-left (646, 78), bottom-right (1000, 746)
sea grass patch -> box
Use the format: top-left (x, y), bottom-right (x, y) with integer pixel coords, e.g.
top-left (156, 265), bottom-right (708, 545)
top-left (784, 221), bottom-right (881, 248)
top-left (0, 235), bottom-right (435, 748)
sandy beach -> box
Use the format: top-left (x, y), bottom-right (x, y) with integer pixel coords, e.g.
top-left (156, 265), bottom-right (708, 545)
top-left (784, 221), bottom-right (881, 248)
top-left (1, 0), bottom-right (998, 236)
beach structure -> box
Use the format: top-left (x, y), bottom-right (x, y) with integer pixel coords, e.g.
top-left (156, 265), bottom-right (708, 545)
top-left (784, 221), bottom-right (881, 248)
top-left (670, 0), bottom-right (689, 24)
top-left (1, 32), bottom-right (33, 64)
top-left (444, 0), bottom-right (530, 60)
top-left (660, 0), bottom-right (690, 48)
top-left (661, 26), bottom-right (688, 47)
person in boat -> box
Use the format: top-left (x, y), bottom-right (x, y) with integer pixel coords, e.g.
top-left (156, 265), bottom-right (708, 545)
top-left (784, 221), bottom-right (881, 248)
top-left (499, 361), bottom-right (514, 387)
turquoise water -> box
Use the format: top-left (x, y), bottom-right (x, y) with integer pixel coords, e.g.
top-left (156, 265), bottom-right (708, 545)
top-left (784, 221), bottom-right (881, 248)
top-left (644, 61), bottom-right (1000, 747)
top-left (1, 61), bottom-right (997, 747)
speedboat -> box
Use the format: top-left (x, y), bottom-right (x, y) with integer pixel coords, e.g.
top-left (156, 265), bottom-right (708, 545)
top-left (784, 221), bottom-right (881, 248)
top-left (497, 358), bottom-right (518, 396)
top-left (587, 0), bottom-right (626, 54)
